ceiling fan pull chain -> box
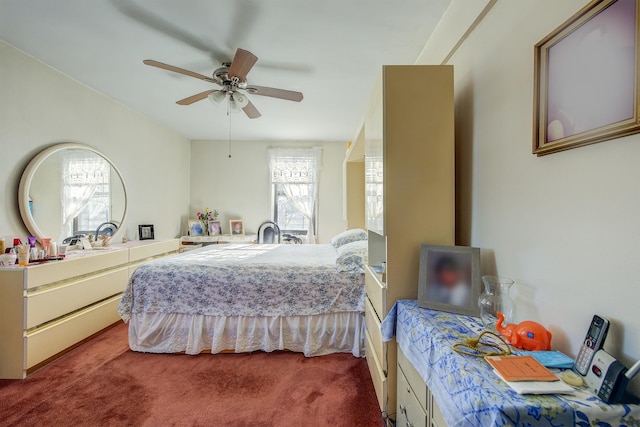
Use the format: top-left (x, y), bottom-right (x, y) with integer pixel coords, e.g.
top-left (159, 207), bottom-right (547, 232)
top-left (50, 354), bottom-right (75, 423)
top-left (228, 101), bottom-right (232, 159)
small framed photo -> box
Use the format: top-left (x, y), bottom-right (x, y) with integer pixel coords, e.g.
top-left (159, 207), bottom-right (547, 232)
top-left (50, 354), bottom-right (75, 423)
top-left (138, 224), bottom-right (155, 240)
top-left (188, 220), bottom-right (205, 236)
top-left (208, 220), bottom-right (222, 236)
top-left (229, 220), bottom-right (245, 236)
top-left (418, 244), bottom-right (481, 317)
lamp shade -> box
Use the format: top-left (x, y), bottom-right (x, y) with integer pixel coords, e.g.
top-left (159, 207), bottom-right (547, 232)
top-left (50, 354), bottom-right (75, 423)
top-left (231, 92), bottom-right (249, 108)
top-left (208, 90), bottom-right (227, 104)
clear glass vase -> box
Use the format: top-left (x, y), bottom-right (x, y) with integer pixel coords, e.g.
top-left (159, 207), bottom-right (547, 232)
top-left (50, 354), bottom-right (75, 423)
top-left (478, 276), bottom-right (514, 331)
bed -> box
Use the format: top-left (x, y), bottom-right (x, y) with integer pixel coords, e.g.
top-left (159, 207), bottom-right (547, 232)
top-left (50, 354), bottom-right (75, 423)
top-left (117, 233), bottom-right (368, 357)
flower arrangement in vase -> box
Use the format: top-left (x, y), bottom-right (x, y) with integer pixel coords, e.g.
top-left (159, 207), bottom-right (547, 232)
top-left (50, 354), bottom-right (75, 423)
top-left (196, 208), bottom-right (218, 235)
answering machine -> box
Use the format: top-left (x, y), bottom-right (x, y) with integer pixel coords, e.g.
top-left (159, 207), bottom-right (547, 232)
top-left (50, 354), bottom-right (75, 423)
top-left (576, 315), bottom-right (640, 404)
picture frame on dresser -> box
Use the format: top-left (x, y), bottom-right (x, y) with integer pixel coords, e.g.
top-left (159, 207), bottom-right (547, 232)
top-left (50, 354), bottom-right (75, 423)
top-left (229, 220), bottom-right (245, 236)
top-left (188, 220), bottom-right (204, 236)
top-left (138, 224), bottom-right (154, 240)
top-left (418, 244), bottom-right (481, 316)
top-left (208, 220), bottom-right (222, 236)
top-left (533, 0), bottom-right (640, 156)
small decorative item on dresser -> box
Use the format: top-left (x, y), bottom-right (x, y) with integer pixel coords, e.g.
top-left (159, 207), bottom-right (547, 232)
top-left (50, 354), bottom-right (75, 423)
top-left (495, 312), bottom-right (552, 351)
top-left (478, 276), bottom-right (515, 331)
top-left (230, 220), bottom-right (245, 236)
top-left (188, 220), bottom-right (204, 236)
top-left (196, 208), bottom-right (218, 235)
top-left (138, 224), bottom-right (155, 240)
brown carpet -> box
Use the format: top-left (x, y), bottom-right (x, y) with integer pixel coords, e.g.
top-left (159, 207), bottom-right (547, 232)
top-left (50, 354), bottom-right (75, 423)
top-left (0, 323), bottom-right (383, 426)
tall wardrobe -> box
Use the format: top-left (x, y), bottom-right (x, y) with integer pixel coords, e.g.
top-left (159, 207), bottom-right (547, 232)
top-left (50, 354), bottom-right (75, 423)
top-left (345, 65), bottom-right (454, 417)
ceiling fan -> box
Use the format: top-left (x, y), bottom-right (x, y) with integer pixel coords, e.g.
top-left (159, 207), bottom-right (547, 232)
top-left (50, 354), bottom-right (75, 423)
top-left (143, 48), bottom-right (303, 119)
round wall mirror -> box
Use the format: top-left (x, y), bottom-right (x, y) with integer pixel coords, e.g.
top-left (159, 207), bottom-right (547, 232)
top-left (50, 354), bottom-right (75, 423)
top-left (18, 143), bottom-right (128, 243)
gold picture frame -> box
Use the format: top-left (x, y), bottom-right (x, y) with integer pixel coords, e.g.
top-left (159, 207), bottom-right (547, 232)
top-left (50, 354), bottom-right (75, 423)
top-left (229, 220), bottom-right (245, 236)
top-left (533, 0), bottom-right (640, 156)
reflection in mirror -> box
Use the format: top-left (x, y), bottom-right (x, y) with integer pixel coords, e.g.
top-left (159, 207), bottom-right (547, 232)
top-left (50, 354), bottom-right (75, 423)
top-left (19, 144), bottom-right (127, 243)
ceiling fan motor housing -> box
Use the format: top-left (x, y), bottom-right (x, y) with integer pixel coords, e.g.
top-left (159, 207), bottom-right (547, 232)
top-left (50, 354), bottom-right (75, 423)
top-left (213, 65), bottom-right (247, 89)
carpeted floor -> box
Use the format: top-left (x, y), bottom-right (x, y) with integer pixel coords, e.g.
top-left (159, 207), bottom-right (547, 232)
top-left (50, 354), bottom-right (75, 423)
top-left (0, 323), bottom-right (383, 426)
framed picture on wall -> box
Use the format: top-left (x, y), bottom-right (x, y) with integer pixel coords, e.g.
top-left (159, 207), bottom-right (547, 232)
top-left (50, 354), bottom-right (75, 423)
top-left (533, 0), bottom-right (640, 156)
top-left (229, 220), bottom-right (245, 236)
top-left (138, 224), bottom-right (155, 240)
top-left (418, 244), bottom-right (481, 317)
top-left (208, 220), bottom-right (222, 236)
top-left (188, 220), bottom-right (204, 236)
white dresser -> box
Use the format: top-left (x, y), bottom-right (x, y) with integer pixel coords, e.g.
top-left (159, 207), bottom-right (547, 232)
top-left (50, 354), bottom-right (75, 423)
top-left (0, 239), bottom-right (179, 378)
top-left (397, 347), bottom-right (447, 427)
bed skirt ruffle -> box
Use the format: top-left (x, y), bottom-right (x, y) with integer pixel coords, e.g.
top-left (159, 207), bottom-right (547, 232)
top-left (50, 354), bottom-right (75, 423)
top-left (127, 311), bottom-right (365, 357)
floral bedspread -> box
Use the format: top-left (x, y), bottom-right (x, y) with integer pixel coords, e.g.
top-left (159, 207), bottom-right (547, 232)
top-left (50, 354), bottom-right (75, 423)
top-left (118, 244), bottom-right (365, 322)
top-left (381, 300), bottom-right (640, 427)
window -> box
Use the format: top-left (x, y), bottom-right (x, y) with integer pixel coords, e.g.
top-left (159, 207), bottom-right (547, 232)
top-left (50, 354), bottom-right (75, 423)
top-left (61, 150), bottom-right (111, 239)
top-left (73, 173), bottom-right (111, 235)
top-left (273, 184), bottom-right (310, 233)
top-left (268, 148), bottom-right (322, 243)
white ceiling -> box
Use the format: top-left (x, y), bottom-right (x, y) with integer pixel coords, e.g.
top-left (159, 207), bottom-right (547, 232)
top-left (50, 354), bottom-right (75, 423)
top-left (0, 0), bottom-right (451, 142)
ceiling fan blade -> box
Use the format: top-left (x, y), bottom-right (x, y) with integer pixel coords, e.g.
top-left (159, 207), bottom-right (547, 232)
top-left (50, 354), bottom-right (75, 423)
top-left (113, 1), bottom-right (228, 65)
top-left (227, 0), bottom-right (261, 52)
top-left (176, 90), bottom-right (214, 105)
top-left (143, 60), bottom-right (217, 83)
top-left (227, 48), bottom-right (258, 81)
top-left (246, 85), bottom-right (303, 102)
top-left (242, 99), bottom-right (262, 119)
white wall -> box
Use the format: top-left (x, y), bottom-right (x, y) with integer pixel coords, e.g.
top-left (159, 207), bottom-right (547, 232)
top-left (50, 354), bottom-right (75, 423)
top-left (418, 0), bottom-right (640, 394)
top-left (190, 140), bottom-right (346, 243)
top-left (0, 41), bottom-right (190, 242)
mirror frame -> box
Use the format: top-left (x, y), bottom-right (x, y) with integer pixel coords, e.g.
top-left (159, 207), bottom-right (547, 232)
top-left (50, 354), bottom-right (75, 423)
top-left (18, 143), bottom-right (128, 243)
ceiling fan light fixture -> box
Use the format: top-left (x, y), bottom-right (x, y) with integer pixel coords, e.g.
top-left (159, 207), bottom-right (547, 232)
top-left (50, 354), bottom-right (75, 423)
top-left (208, 90), bottom-right (227, 104)
top-left (228, 98), bottom-right (242, 114)
top-left (231, 92), bottom-right (249, 108)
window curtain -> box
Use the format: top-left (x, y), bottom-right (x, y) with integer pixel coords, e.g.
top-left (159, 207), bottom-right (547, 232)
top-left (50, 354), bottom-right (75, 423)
top-left (61, 151), bottom-right (110, 239)
top-left (268, 148), bottom-right (322, 244)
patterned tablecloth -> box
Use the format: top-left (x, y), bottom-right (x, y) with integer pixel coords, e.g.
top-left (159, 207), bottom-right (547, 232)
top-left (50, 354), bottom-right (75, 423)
top-left (381, 300), bottom-right (640, 427)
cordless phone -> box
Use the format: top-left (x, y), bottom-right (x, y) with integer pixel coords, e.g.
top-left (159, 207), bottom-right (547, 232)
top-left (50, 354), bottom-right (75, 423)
top-left (575, 315), bottom-right (610, 376)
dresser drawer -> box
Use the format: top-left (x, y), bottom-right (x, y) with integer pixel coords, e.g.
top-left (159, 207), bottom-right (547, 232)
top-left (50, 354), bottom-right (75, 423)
top-left (129, 239), bottom-right (179, 263)
top-left (397, 364), bottom-right (428, 427)
top-left (24, 249), bottom-right (129, 290)
top-left (25, 295), bottom-right (121, 370)
top-left (365, 298), bottom-right (385, 370)
top-left (431, 395), bottom-right (447, 427)
top-left (365, 265), bottom-right (386, 318)
top-left (365, 328), bottom-right (387, 411)
top-left (398, 346), bottom-right (428, 410)
top-left (26, 267), bottom-right (128, 329)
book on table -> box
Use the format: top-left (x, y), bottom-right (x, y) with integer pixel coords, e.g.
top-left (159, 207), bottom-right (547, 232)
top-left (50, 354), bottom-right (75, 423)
top-left (486, 355), bottom-right (575, 395)
top-left (486, 355), bottom-right (558, 382)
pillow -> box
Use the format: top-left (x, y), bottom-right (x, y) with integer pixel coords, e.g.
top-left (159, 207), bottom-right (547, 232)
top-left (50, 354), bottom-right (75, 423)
top-left (330, 228), bottom-right (368, 248)
top-left (336, 240), bottom-right (368, 273)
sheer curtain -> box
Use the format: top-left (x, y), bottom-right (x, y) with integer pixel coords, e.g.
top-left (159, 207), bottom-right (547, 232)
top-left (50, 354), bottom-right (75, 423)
top-left (268, 148), bottom-right (322, 244)
top-left (61, 151), bottom-right (110, 240)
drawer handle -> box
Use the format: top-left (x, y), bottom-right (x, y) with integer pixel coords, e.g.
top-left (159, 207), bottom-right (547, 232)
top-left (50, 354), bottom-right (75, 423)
top-left (399, 404), bottom-right (406, 414)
